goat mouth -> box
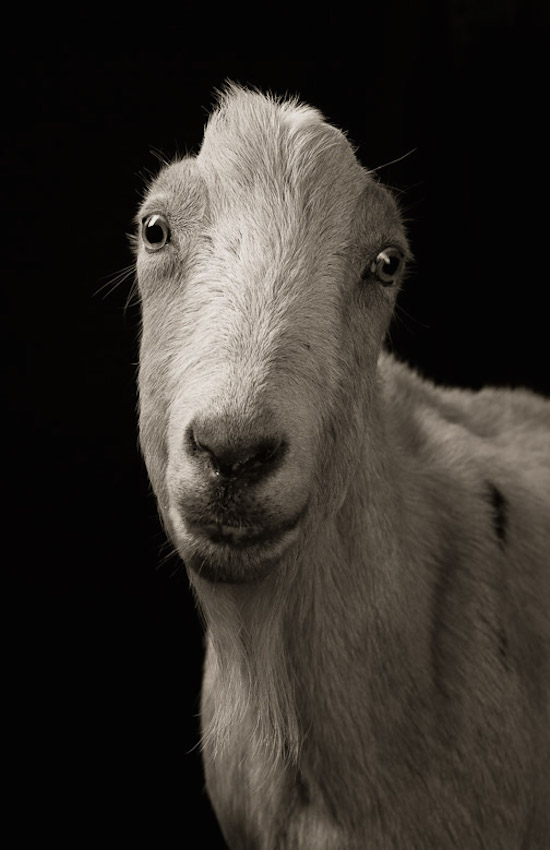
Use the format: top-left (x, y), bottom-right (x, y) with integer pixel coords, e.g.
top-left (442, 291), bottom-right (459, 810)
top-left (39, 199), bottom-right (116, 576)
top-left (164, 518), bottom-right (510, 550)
top-left (168, 503), bottom-right (309, 583)
top-left (190, 512), bottom-right (303, 549)
top-left (201, 523), bottom-right (279, 547)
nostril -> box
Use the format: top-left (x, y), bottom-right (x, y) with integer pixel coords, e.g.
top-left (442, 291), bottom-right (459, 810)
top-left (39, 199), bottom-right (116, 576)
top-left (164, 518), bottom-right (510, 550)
top-left (186, 420), bottom-right (286, 480)
top-left (230, 438), bottom-right (284, 476)
top-left (188, 428), bottom-right (207, 455)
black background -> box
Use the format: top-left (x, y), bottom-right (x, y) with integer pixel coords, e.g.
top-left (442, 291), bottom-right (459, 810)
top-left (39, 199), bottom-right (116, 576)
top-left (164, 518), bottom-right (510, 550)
top-left (5, 3), bottom-right (549, 846)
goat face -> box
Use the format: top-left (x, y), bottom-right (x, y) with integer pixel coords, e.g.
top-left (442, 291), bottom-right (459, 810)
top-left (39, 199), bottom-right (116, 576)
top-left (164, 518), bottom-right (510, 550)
top-left (136, 88), bottom-right (408, 583)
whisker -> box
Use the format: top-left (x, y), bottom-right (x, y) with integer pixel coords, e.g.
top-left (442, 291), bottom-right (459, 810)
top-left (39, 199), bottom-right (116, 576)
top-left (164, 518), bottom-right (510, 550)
top-left (123, 279), bottom-right (141, 314)
top-left (94, 262), bottom-right (136, 299)
top-left (149, 146), bottom-right (171, 167)
top-left (372, 147), bottom-right (418, 173)
top-left (155, 538), bottom-right (182, 575)
top-left (390, 299), bottom-right (430, 340)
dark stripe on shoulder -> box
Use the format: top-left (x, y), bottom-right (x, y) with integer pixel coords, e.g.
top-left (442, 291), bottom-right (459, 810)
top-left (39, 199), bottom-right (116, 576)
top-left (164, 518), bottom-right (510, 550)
top-left (486, 482), bottom-right (508, 546)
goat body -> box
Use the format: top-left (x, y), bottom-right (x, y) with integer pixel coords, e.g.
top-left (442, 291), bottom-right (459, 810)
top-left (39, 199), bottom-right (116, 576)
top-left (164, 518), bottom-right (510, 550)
top-left (135, 85), bottom-right (550, 848)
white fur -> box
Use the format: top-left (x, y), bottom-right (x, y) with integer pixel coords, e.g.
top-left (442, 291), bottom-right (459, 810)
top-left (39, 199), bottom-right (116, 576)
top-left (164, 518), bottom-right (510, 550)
top-left (136, 84), bottom-right (550, 848)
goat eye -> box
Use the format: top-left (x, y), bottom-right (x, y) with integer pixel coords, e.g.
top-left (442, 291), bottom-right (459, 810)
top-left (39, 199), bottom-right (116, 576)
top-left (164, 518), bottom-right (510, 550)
top-left (369, 248), bottom-right (403, 286)
top-left (142, 213), bottom-right (170, 251)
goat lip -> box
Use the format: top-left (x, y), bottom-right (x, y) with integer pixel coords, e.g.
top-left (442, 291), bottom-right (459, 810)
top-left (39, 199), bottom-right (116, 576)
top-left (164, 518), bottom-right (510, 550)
top-left (187, 507), bottom-right (306, 550)
top-left (177, 506), bottom-right (308, 583)
top-left (197, 521), bottom-right (288, 548)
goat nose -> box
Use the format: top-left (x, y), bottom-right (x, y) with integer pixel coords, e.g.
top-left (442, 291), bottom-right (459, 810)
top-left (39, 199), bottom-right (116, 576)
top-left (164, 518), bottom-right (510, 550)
top-left (186, 418), bottom-right (287, 480)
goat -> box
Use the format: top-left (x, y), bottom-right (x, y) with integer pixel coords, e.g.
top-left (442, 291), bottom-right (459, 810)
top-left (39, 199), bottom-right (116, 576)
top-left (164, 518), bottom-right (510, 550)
top-left (135, 84), bottom-right (550, 849)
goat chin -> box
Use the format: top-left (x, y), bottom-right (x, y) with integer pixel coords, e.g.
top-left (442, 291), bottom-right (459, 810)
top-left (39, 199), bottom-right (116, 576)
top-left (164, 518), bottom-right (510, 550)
top-left (135, 83), bottom-right (550, 849)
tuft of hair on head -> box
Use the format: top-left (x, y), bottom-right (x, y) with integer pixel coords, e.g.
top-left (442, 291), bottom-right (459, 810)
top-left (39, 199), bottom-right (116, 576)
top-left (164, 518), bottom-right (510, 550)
top-left (197, 81), bottom-right (363, 218)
